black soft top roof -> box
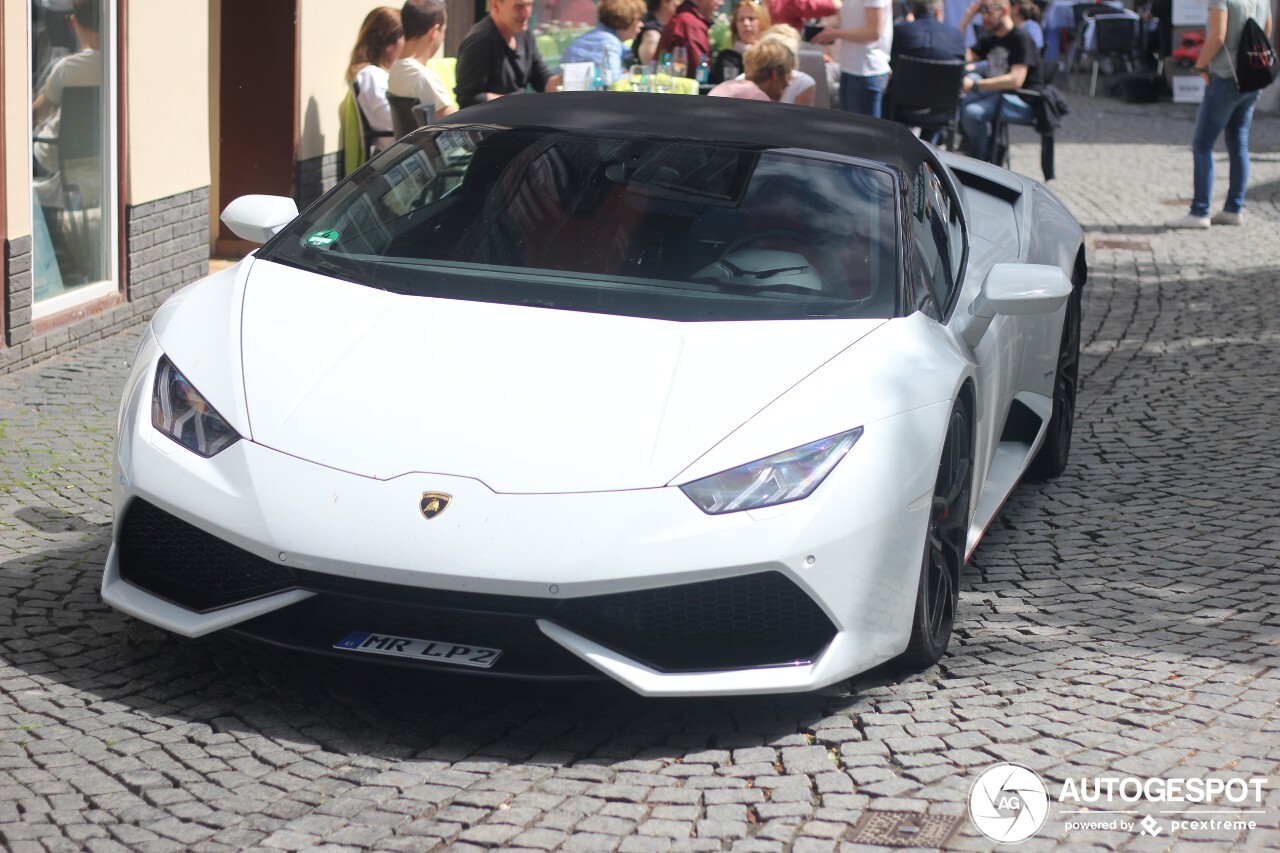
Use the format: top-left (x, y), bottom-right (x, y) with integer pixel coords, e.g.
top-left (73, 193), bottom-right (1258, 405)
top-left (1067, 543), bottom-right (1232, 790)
top-left (437, 92), bottom-right (929, 179)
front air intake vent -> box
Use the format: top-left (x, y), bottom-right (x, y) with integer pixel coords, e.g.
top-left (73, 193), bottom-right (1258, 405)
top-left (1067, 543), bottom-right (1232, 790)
top-left (118, 500), bottom-right (297, 612)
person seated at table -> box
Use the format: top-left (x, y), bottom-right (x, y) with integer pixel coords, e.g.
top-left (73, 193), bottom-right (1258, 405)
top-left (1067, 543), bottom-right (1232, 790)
top-left (709, 38), bottom-right (796, 99)
top-left (389, 0), bottom-right (457, 119)
top-left (561, 0), bottom-right (648, 82)
top-left (1011, 0), bottom-right (1043, 52)
top-left (32, 0), bottom-right (102, 181)
top-left (892, 0), bottom-right (965, 64)
top-left (347, 8), bottom-right (405, 150)
top-left (890, 0), bottom-right (965, 139)
top-left (732, 0), bottom-right (774, 52)
top-left (761, 25), bottom-right (818, 103)
top-left (456, 0), bottom-right (561, 106)
top-left (958, 0), bottom-right (1042, 160)
top-left (656, 0), bottom-right (723, 77)
top-left (634, 0), bottom-right (680, 64)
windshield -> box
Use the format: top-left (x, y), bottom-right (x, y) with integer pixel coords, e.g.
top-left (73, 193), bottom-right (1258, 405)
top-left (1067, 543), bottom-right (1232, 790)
top-left (260, 127), bottom-right (901, 322)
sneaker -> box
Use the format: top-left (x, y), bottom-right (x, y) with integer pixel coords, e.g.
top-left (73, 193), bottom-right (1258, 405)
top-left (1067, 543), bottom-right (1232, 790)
top-left (1166, 213), bottom-right (1210, 229)
top-left (1211, 210), bottom-right (1243, 225)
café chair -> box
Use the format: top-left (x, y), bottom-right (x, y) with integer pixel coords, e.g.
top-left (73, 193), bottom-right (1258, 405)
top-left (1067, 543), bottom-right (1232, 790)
top-left (886, 56), bottom-right (966, 150)
top-left (1085, 14), bottom-right (1140, 96)
top-left (388, 94), bottom-right (435, 139)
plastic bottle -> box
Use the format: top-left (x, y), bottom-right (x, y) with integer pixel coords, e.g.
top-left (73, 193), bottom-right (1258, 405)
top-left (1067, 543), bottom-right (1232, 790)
top-left (696, 56), bottom-right (710, 84)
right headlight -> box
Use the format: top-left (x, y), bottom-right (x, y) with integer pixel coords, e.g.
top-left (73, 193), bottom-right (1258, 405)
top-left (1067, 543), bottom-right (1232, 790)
top-left (680, 428), bottom-right (863, 515)
top-left (151, 355), bottom-right (240, 457)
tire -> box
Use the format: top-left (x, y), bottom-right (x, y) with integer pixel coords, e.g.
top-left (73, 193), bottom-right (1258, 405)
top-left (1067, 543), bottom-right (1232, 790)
top-left (898, 400), bottom-right (973, 670)
top-left (1029, 280), bottom-right (1081, 479)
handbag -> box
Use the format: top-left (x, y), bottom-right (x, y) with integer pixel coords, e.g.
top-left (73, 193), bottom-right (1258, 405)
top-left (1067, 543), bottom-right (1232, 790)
top-left (1231, 18), bottom-right (1278, 93)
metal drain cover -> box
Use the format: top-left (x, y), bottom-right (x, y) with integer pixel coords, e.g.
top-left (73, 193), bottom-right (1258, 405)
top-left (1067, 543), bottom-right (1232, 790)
top-left (847, 810), bottom-right (962, 848)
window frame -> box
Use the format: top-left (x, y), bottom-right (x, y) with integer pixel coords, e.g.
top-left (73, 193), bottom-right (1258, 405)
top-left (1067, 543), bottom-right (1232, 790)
top-left (29, 0), bottom-right (120, 322)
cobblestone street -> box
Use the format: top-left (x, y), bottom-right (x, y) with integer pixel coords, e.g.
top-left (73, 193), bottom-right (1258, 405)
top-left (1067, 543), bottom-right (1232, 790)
top-left (2, 93), bottom-right (1279, 852)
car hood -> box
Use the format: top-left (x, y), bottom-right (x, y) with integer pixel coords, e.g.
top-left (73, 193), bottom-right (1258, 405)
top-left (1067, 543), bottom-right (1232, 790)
top-left (240, 262), bottom-right (885, 493)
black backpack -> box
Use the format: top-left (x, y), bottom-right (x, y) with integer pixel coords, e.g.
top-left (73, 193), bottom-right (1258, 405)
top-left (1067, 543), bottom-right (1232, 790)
top-left (1233, 18), bottom-right (1278, 93)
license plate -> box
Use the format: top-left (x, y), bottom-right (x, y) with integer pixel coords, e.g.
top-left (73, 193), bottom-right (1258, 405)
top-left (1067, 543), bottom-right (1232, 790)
top-left (334, 630), bottom-right (502, 669)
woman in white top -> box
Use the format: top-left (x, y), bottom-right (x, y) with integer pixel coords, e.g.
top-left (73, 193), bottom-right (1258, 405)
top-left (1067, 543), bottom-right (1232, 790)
top-left (346, 7), bottom-right (405, 152)
top-left (761, 25), bottom-right (817, 104)
top-left (812, 0), bottom-right (893, 116)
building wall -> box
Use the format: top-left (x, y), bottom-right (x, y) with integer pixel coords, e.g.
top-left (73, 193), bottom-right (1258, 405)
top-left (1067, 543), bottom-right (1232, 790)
top-left (296, 0), bottom-right (386, 206)
top-left (4, 0), bottom-right (31, 238)
top-left (127, 0), bottom-right (212, 204)
top-left (0, 0), bottom-right (214, 374)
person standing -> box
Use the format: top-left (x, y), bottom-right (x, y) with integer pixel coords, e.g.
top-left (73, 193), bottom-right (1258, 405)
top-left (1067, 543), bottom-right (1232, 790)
top-left (389, 0), bottom-right (457, 119)
top-left (1166, 0), bottom-right (1272, 228)
top-left (455, 0), bottom-right (561, 106)
top-left (957, 0), bottom-right (1041, 160)
top-left (811, 0), bottom-right (893, 116)
top-left (656, 0), bottom-right (724, 78)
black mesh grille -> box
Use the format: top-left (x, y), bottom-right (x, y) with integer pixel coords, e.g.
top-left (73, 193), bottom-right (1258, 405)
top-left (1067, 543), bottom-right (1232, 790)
top-left (557, 573), bottom-right (836, 671)
top-left (118, 501), bottom-right (836, 673)
top-left (118, 500), bottom-right (297, 612)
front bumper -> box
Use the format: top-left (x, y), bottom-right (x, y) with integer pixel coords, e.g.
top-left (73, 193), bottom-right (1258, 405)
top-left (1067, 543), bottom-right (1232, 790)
top-left (105, 347), bottom-right (948, 696)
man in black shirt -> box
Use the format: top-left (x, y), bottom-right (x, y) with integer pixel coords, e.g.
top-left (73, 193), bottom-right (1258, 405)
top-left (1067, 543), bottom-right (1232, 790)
top-left (957, 0), bottom-right (1041, 160)
top-left (455, 0), bottom-right (561, 107)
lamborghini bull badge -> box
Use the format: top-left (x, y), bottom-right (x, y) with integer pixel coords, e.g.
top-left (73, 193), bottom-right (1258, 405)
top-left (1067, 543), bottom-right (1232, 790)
top-left (420, 492), bottom-right (451, 520)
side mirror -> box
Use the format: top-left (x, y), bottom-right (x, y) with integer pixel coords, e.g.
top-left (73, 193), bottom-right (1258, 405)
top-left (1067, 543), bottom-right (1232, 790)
top-left (962, 263), bottom-right (1073, 346)
top-left (220, 195), bottom-right (299, 244)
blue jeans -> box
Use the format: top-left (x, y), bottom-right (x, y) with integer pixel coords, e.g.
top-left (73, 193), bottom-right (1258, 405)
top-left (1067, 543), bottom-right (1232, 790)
top-left (840, 72), bottom-right (889, 118)
top-left (959, 91), bottom-right (1034, 161)
top-left (1191, 75), bottom-right (1262, 216)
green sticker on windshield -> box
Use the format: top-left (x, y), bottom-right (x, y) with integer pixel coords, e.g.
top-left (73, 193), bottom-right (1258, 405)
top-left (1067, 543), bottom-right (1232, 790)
top-left (306, 229), bottom-right (340, 249)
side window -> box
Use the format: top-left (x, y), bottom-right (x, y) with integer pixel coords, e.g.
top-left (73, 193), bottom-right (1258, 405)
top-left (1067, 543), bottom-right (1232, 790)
top-left (909, 163), bottom-right (961, 314)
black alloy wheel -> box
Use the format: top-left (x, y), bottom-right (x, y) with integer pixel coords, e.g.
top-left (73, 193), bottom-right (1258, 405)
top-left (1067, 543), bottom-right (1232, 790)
top-left (899, 400), bottom-right (973, 669)
top-left (1030, 279), bottom-right (1081, 479)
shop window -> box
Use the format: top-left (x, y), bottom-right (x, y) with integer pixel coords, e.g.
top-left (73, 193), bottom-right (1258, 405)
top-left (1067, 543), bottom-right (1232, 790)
top-left (31, 0), bottom-right (115, 309)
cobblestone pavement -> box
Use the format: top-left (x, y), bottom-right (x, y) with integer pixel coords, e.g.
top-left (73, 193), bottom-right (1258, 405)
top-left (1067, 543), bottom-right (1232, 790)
top-left (3, 93), bottom-right (1280, 853)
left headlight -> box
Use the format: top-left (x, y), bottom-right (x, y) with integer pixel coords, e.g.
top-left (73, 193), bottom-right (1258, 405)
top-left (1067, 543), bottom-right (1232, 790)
top-left (151, 355), bottom-right (240, 457)
top-left (680, 428), bottom-right (863, 515)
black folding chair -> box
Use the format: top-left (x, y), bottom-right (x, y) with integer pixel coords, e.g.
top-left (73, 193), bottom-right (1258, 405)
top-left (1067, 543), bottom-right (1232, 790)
top-left (887, 56), bottom-right (966, 149)
top-left (1087, 15), bottom-right (1140, 95)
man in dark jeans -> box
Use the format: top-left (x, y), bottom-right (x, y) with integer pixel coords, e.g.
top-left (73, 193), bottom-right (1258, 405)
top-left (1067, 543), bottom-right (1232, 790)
top-left (455, 0), bottom-right (562, 107)
top-left (957, 0), bottom-right (1042, 160)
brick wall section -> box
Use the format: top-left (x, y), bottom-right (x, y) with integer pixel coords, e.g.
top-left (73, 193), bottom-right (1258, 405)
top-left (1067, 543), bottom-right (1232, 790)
top-left (0, 187), bottom-right (209, 375)
top-left (126, 187), bottom-right (210, 301)
top-left (4, 236), bottom-right (34, 347)
top-left (296, 152), bottom-right (343, 211)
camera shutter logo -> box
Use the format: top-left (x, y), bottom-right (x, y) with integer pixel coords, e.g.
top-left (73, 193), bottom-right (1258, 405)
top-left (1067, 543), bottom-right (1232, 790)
top-left (969, 763), bottom-right (1050, 843)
